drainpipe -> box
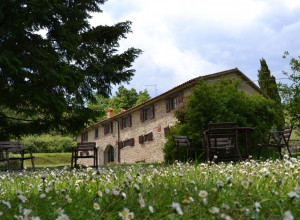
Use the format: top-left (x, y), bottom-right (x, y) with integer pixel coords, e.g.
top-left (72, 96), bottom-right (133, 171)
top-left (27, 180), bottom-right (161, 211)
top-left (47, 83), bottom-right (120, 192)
top-left (114, 119), bottom-right (120, 163)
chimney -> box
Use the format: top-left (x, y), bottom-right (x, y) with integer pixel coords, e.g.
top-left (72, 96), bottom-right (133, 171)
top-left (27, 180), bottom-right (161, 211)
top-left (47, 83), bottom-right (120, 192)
top-left (107, 108), bottom-right (114, 118)
top-left (120, 109), bottom-right (126, 113)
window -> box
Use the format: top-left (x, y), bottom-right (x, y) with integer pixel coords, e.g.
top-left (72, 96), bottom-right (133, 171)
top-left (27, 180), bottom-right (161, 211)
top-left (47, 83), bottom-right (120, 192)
top-left (166, 91), bottom-right (184, 112)
top-left (140, 105), bottom-right (154, 122)
top-left (120, 115), bottom-right (132, 129)
top-left (107, 146), bottom-right (114, 163)
top-left (95, 128), bottom-right (98, 139)
top-left (81, 132), bottom-right (88, 142)
top-left (139, 132), bottom-right (153, 144)
top-left (104, 122), bottom-right (113, 135)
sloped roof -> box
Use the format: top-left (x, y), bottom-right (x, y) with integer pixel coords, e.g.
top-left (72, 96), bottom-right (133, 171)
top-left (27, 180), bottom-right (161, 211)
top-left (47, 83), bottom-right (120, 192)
top-left (83, 68), bottom-right (265, 131)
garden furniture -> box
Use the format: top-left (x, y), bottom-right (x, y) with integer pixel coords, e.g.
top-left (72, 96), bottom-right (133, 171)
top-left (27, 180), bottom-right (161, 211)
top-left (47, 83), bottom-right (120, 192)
top-left (0, 141), bottom-right (35, 171)
top-left (203, 122), bottom-right (242, 163)
top-left (71, 142), bottom-right (98, 168)
top-left (172, 135), bottom-right (202, 161)
top-left (257, 125), bottom-right (293, 159)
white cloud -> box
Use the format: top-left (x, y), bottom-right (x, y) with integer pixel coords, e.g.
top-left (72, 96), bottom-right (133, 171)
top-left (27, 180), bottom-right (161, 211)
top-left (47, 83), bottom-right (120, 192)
top-left (90, 0), bottom-right (300, 97)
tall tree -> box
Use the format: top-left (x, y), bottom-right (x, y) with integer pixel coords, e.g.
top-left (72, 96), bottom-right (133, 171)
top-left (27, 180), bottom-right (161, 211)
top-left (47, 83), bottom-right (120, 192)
top-left (88, 86), bottom-right (151, 122)
top-left (0, 0), bottom-right (142, 140)
top-left (258, 58), bottom-right (281, 104)
top-left (280, 51), bottom-right (300, 129)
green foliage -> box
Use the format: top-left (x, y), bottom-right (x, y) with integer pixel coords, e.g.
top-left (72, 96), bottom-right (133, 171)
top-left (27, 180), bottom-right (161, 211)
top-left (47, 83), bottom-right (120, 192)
top-left (258, 58), bottom-right (281, 104)
top-left (88, 86), bottom-right (151, 122)
top-left (164, 78), bottom-right (284, 162)
top-left (0, 0), bottom-right (142, 139)
top-left (163, 124), bottom-right (193, 162)
top-left (280, 51), bottom-right (300, 130)
top-left (20, 134), bottom-right (76, 153)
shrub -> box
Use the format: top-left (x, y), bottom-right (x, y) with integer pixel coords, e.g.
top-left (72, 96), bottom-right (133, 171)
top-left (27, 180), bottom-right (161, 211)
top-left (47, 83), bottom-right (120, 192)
top-left (20, 134), bottom-right (76, 153)
top-left (164, 78), bottom-right (284, 162)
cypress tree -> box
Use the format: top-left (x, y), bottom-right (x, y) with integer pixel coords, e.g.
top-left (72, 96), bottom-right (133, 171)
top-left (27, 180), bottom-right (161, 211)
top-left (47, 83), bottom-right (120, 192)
top-left (258, 58), bottom-right (281, 104)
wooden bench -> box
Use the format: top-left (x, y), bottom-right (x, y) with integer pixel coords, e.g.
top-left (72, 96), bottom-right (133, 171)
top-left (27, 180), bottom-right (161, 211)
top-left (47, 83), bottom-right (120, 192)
top-left (71, 142), bottom-right (98, 168)
top-left (0, 142), bottom-right (35, 171)
top-left (172, 135), bottom-right (201, 161)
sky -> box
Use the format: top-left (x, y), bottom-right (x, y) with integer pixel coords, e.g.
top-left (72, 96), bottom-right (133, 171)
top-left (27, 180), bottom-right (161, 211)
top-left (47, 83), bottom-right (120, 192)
top-left (90, 0), bottom-right (300, 98)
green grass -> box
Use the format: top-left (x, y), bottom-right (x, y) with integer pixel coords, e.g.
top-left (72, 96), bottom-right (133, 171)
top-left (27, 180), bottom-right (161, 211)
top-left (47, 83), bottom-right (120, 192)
top-left (0, 152), bottom-right (72, 170)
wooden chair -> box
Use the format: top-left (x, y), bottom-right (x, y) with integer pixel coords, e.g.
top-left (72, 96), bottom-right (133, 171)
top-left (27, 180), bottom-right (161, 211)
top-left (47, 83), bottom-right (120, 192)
top-left (203, 122), bottom-right (242, 163)
top-left (257, 125), bottom-right (293, 159)
top-left (0, 142), bottom-right (35, 171)
top-left (71, 142), bottom-right (98, 168)
top-left (172, 135), bottom-right (201, 161)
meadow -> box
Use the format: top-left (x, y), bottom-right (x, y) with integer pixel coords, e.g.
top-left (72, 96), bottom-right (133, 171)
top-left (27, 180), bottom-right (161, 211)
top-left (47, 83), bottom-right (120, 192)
top-left (0, 156), bottom-right (299, 220)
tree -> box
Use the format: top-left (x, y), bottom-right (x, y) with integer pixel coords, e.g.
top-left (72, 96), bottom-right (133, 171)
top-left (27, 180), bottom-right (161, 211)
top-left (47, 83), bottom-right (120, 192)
top-left (0, 0), bottom-right (142, 140)
top-left (164, 78), bottom-right (284, 162)
top-left (136, 90), bottom-right (151, 105)
top-left (88, 86), bottom-right (151, 122)
top-left (258, 58), bottom-right (281, 104)
top-left (280, 51), bottom-right (300, 129)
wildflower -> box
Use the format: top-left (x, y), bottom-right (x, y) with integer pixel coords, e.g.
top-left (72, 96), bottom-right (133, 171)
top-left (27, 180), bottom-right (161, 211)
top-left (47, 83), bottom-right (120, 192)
top-left (23, 209), bottom-right (32, 216)
top-left (1, 200), bottom-right (11, 209)
top-left (56, 214), bottom-right (70, 220)
top-left (149, 206), bottom-right (154, 213)
top-left (67, 198), bottom-right (72, 204)
top-left (251, 170), bottom-right (259, 176)
top-left (18, 194), bottom-right (27, 203)
top-left (209, 206), bottom-right (220, 214)
top-left (287, 191), bottom-right (299, 199)
top-left (221, 213), bottom-right (233, 220)
top-left (93, 203), bottom-right (100, 210)
top-left (45, 187), bottom-right (52, 193)
top-left (283, 210), bottom-right (294, 220)
top-left (126, 212), bottom-right (134, 220)
top-left (119, 208), bottom-right (132, 220)
top-left (225, 177), bottom-right (231, 184)
top-left (105, 188), bottom-right (110, 194)
top-left (139, 198), bottom-right (146, 208)
top-left (183, 198), bottom-right (189, 205)
top-left (121, 192), bottom-right (127, 199)
top-left (133, 184), bottom-right (140, 192)
top-left (40, 173), bottom-right (47, 180)
top-left (113, 186), bottom-right (121, 196)
top-left (241, 180), bottom-right (249, 189)
top-left (216, 180), bottom-right (224, 188)
top-left (40, 193), bottom-right (46, 199)
top-left (189, 196), bottom-right (194, 202)
top-left (14, 215), bottom-right (23, 220)
top-left (254, 202), bottom-right (261, 212)
top-left (0, 212), bottom-right (2, 216)
top-left (199, 190), bottom-right (208, 198)
top-left (97, 190), bottom-right (103, 197)
top-left (57, 208), bottom-right (64, 215)
top-left (222, 203), bottom-right (230, 210)
top-left (171, 202), bottom-right (183, 215)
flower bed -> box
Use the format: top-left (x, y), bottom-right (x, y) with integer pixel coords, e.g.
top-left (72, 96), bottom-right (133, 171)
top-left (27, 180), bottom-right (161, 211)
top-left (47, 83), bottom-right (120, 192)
top-left (0, 156), bottom-right (299, 219)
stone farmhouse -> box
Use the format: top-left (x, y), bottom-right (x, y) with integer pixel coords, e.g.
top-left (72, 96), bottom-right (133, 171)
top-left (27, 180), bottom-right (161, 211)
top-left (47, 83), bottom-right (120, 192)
top-left (78, 68), bottom-right (266, 165)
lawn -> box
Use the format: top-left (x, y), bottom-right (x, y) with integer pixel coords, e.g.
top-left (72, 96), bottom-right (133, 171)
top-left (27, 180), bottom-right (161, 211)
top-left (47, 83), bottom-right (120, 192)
top-left (0, 156), bottom-right (299, 219)
top-left (0, 153), bottom-right (72, 170)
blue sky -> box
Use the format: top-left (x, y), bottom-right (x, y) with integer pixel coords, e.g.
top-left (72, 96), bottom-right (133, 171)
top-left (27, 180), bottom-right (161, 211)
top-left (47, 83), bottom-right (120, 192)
top-left (90, 0), bottom-right (300, 97)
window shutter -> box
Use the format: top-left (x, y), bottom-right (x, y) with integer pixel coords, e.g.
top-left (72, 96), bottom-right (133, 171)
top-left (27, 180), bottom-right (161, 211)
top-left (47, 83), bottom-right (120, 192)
top-left (111, 122), bottom-right (113, 133)
top-left (140, 110), bottom-right (144, 122)
top-left (164, 127), bottom-right (170, 136)
top-left (119, 141), bottom-right (124, 149)
top-left (166, 99), bottom-right (171, 113)
top-left (139, 135), bottom-right (144, 144)
top-left (120, 119), bottom-right (123, 130)
top-left (148, 132), bottom-right (153, 141)
top-left (150, 105), bottom-right (155, 119)
top-left (130, 138), bottom-right (135, 146)
top-left (129, 115), bottom-right (132, 127)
